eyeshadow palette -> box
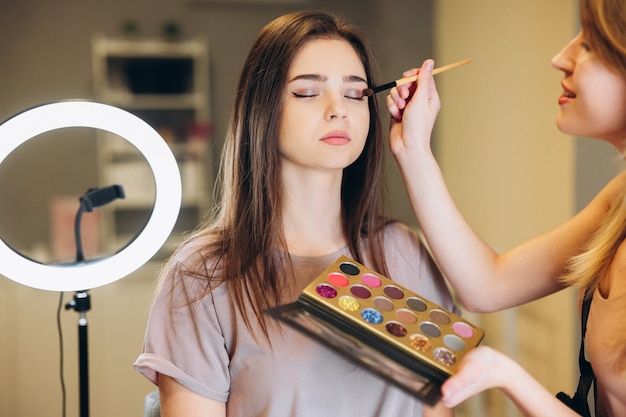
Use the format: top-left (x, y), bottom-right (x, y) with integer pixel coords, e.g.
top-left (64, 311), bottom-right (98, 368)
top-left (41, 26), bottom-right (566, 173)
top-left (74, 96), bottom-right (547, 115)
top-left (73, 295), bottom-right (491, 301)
top-left (267, 255), bottom-right (485, 405)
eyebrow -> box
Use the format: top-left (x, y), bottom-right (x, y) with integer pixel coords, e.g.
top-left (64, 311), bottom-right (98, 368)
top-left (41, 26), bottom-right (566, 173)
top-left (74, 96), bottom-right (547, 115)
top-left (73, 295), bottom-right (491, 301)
top-left (288, 73), bottom-right (368, 84)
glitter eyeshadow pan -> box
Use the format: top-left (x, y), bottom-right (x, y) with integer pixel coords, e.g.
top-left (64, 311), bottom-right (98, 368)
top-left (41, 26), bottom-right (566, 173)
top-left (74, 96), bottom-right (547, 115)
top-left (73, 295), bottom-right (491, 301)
top-left (267, 255), bottom-right (485, 405)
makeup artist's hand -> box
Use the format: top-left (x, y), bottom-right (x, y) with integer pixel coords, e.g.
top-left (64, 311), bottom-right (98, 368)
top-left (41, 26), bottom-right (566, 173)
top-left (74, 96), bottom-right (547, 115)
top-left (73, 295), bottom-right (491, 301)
top-left (387, 59), bottom-right (441, 159)
top-left (441, 346), bottom-right (582, 416)
top-left (440, 346), bottom-right (507, 407)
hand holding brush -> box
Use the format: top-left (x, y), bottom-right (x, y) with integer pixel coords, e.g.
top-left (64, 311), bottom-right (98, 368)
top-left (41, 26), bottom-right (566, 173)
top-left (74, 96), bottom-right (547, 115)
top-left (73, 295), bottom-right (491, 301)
top-left (362, 58), bottom-right (471, 97)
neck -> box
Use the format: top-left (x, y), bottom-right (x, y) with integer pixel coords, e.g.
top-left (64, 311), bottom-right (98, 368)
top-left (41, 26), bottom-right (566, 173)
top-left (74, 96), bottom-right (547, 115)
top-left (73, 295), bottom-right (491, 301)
top-left (281, 168), bottom-right (346, 257)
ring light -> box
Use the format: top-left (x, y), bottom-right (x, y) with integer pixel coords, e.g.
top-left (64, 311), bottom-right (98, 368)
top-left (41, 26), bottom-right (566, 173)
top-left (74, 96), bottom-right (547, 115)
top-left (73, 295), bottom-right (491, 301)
top-left (0, 101), bottom-right (182, 291)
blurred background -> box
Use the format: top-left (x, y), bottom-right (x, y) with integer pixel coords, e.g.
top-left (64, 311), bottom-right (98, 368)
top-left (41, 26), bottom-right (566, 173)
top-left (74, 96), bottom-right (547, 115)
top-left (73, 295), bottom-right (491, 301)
top-left (0, 0), bottom-right (618, 416)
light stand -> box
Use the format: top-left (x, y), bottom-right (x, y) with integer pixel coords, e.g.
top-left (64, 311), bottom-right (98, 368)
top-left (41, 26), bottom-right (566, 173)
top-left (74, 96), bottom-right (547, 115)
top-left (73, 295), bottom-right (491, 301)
top-left (0, 101), bottom-right (182, 417)
top-left (66, 290), bottom-right (91, 417)
top-left (63, 185), bottom-right (125, 417)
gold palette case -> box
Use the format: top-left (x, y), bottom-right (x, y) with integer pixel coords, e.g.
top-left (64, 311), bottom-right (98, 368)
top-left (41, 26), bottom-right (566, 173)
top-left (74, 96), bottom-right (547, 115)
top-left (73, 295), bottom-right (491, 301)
top-left (267, 255), bottom-right (485, 405)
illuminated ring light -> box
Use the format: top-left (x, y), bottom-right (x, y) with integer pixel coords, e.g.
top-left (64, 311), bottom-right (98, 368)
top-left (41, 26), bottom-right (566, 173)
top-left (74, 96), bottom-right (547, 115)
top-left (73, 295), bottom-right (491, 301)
top-left (0, 101), bottom-right (182, 291)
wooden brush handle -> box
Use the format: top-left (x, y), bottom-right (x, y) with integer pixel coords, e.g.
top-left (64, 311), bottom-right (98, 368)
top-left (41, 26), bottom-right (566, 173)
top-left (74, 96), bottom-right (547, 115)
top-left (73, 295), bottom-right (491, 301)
top-left (396, 58), bottom-right (472, 87)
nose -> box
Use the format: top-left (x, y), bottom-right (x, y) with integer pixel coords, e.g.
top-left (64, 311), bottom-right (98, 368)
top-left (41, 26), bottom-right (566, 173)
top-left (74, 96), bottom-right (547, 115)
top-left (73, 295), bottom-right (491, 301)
top-left (325, 92), bottom-right (348, 121)
top-left (551, 32), bottom-right (580, 73)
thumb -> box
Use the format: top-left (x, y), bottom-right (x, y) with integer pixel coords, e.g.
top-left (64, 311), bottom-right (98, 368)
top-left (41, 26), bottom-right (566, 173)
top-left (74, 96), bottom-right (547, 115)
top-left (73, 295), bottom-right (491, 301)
top-left (413, 59), bottom-right (438, 108)
top-left (441, 374), bottom-right (468, 407)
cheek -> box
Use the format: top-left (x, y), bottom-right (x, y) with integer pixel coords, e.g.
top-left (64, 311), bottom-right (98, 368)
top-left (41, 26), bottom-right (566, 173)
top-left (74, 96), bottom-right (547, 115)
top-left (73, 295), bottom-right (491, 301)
top-left (355, 109), bottom-right (371, 148)
top-left (588, 81), bottom-right (626, 130)
top-left (279, 104), bottom-right (308, 132)
top-left (592, 69), bottom-right (626, 108)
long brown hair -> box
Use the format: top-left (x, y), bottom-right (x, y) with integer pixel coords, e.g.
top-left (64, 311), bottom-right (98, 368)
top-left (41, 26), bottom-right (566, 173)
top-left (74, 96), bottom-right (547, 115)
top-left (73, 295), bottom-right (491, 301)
top-left (563, 0), bottom-right (626, 293)
top-left (163, 10), bottom-right (391, 338)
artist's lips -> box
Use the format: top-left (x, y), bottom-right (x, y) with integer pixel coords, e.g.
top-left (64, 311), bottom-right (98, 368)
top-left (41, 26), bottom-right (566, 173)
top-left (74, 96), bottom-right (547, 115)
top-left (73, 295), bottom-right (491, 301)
top-left (320, 131), bottom-right (350, 145)
top-left (558, 82), bottom-right (576, 105)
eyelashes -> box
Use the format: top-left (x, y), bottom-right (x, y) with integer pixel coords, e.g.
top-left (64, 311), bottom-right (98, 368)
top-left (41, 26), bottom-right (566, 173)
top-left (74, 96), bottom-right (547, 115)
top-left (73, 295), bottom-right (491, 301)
top-left (291, 90), bottom-right (366, 101)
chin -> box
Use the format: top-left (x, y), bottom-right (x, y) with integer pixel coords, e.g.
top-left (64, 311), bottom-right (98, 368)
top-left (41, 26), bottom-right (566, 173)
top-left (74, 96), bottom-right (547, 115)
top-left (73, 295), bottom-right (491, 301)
top-left (555, 117), bottom-right (581, 137)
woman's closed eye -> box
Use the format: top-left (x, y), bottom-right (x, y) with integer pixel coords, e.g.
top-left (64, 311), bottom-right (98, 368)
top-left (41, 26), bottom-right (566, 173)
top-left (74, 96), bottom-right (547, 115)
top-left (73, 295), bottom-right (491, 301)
top-left (292, 90), bottom-right (318, 98)
top-left (344, 89), bottom-right (366, 101)
top-left (291, 88), bottom-right (366, 101)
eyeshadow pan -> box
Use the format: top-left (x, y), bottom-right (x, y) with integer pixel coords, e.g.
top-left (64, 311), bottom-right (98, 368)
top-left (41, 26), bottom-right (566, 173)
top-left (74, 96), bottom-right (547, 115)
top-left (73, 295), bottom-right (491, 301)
top-left (383, 285), bottom-right (404, 300)
top-left (373, 296), bottom-right (394, 312)
top-left (406, 297), bottom-right (428, 312)
top-left (443, 334), bottom-right (466, 352)
top-left (361, 273), bottom-right (382, 288)
top-left (385, 322), bottom-right (407, 337)
top-left (350, 284), bottom-right (371, 299)
top-left (452, 322), bottom-right (475, 339)
top-left (429, 309), bottom-right (451, 325)
top-left (315, 283), bottom-right (337, 299)
top-left (327, 272), bottom-right (349, 287)
top-left (419, 322), bottom-right (441, 338)
top-left (339, 262), bottom-right (360, 275)
top-left (433, 347), bottom-right (456, 366)
top-left (395, 308), bottom-right (418, 325)
top-left (409, 334), bottom-right (432, 352)
top-left (361, 308), bottom-right (383, 324)
top-left (338, 296), bottom-right (360, 312)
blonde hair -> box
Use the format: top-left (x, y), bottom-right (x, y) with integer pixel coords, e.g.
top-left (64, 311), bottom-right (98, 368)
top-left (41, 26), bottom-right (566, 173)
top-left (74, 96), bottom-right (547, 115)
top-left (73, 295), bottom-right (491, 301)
top-left (580, 0), bottom-right (626, 74)
top-left (563, 189), bottom-right (626, 292)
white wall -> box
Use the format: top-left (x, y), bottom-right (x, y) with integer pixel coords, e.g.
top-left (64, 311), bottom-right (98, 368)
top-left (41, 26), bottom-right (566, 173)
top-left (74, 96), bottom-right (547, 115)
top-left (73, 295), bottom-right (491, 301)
top-left (435, 1), bottom-right (579, 416)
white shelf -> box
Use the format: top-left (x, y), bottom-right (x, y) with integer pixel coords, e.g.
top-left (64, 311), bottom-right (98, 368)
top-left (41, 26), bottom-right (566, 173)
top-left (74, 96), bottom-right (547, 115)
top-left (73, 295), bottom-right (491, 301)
top-left (92, 33), bottom-right (207, 57)
top-left (92, 34), bottom-right (212, 259)
top-left (96, 92), bottom-right (207, 110)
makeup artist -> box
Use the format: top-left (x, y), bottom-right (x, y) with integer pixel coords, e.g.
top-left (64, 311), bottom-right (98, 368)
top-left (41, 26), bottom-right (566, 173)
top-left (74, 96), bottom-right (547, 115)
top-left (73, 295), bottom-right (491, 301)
top-left (386, 0), bottom-right (626, 416)
top-left (134, 10), bottom-right (456, 417)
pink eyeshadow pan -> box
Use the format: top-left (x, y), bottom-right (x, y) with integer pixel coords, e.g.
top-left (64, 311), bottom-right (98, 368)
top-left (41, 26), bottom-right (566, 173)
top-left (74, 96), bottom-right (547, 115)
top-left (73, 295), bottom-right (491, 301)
top-left (361, 273), bottom-right (382, 287)
top-left (452, 322), bottom-right (475, 339)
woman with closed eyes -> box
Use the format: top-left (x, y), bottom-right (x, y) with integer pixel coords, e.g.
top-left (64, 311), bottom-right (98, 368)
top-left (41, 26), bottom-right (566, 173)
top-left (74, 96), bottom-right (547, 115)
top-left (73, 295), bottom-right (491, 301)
top-left (134, 10), bottom-right (456, 417)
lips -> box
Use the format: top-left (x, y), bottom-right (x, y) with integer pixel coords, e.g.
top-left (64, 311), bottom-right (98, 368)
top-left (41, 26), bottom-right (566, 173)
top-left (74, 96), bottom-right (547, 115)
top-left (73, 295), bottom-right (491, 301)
top-left (561, 83), bottom-right (576, 98)
top-left (558, 82), bottom-right (576, 105)
top-left (320, 131), bottom-right (350, 145)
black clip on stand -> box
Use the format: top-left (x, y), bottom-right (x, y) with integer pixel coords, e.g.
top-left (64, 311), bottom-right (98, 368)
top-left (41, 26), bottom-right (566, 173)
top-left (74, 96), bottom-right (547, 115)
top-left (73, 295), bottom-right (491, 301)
top-left (64, 184), bottom-right (125, 417)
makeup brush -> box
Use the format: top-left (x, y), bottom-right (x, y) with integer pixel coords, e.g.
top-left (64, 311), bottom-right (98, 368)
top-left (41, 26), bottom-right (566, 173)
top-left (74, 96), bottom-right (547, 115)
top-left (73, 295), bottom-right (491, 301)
top-left (362, 58), bottom-right (472, 97)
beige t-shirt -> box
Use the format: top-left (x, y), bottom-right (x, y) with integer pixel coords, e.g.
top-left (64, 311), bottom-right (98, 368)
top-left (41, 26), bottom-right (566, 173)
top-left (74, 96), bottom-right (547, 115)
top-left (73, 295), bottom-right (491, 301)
top-left (134, 222), bottom-right (457, 416)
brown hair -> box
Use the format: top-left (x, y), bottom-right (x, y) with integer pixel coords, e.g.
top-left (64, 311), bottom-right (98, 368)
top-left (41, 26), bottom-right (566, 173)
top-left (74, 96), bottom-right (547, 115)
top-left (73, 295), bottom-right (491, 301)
top-left (163, 10), bottom-right (391, 338)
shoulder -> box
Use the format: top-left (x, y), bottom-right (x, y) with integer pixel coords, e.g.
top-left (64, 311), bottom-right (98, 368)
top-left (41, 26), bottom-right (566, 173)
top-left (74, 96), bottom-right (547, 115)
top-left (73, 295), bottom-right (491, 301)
top-left (379, 222), bottom-right (430, 279)
top-left (590, 171), bottom-right (626, 211)
top-left (155, 232), bottom-right (226, 301)
top-left (380, 222), bottom-right (456, 310)
top-left (381, 222), bottom-right (429, 264)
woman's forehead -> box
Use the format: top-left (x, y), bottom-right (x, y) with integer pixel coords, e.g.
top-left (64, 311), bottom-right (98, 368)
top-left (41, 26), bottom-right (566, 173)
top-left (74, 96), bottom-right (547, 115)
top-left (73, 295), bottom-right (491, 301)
top-left (288, 38), bottom-right (366, 79)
